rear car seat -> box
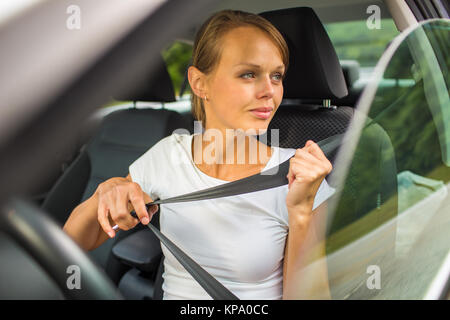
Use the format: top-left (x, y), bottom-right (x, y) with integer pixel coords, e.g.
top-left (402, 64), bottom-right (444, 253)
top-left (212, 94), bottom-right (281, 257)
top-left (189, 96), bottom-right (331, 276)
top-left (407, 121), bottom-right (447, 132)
top-left (41, 54), bottom-right (192, 283)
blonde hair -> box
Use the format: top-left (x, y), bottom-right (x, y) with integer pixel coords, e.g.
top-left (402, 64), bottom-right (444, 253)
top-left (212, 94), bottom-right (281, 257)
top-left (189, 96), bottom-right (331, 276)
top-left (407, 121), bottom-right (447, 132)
top-left (190, 10), bottom-right (289, 128)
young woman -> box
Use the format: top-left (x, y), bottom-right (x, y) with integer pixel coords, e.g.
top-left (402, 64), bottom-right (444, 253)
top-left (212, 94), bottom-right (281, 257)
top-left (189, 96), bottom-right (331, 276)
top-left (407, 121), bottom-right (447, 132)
top-left (63, 9), bottom-right (334, 300)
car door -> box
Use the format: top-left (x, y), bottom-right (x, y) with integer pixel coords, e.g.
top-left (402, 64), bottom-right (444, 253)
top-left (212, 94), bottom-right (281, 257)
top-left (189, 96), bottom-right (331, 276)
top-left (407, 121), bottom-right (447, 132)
top-left (300, 19), bottom-right (450, 300)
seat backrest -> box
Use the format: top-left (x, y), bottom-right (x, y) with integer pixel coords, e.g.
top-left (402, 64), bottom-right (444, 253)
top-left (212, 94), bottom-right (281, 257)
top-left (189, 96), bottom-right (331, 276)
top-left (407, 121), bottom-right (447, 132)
top-left (263, 105), bottom-right (354, 171)
top-left (41, 54), bottom-right (191, 281)
top-left (81, 108), bottom-right (190, 202)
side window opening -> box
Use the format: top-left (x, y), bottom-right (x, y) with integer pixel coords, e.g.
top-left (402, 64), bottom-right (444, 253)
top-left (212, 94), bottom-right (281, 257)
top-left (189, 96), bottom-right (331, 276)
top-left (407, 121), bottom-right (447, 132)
top-left (326, 20), bottom-right (450, 300)
top-left (162, 40), bottom-right (193, 99)
top-left (102, 40), bottom-right (193, 113)
top-left (324, 18), bottom-right (400, 107)
top-left (325, 18), bottom-right (400, 77)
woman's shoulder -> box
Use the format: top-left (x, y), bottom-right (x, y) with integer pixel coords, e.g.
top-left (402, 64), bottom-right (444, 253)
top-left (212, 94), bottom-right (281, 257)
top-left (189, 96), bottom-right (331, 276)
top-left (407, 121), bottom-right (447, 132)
top-left (130, 132), bottom-right (192, 167)
top-left (149, 132), bottom-right (192, 151)
top-left (171, 131), bottom-right (193, 144)
top-left (129, 132), bottom-right (193, 184)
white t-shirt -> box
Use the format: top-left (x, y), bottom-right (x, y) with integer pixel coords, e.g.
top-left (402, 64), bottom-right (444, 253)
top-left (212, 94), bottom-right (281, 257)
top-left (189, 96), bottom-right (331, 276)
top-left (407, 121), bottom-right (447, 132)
top-left (129, 133), bottom-right (335, 300)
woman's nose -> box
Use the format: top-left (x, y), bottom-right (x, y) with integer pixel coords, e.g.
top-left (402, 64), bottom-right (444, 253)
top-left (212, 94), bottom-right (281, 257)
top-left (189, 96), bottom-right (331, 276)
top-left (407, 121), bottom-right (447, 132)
top-left (257, 75), bottom-right (275, 99)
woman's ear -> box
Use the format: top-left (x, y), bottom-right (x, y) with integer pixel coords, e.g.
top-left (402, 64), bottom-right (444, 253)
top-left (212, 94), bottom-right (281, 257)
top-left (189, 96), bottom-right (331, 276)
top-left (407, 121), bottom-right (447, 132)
top-left (188, 66), bottom-right (208, 99)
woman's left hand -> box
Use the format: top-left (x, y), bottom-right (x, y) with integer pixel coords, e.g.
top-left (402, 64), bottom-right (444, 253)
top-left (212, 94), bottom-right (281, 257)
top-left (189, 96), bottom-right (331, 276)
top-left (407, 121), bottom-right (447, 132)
top-left (285, 140), bottom-right (333, 219)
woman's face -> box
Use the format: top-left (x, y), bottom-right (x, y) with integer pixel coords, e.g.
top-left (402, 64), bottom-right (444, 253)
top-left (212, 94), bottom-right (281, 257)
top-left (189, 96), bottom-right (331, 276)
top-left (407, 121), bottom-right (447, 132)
top-left (199, 26), bottom-right (285, 134)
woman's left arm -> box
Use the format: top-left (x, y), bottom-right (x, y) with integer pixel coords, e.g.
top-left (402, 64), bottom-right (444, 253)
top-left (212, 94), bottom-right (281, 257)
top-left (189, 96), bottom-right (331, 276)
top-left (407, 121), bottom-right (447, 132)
top-left (283, 201), bottom-right (331, 299)
top-left (282, 140), bottom-right (333, 300)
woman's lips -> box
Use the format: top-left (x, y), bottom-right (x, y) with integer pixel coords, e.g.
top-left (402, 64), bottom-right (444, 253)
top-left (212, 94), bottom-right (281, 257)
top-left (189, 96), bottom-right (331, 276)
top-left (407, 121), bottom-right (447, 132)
top-left (250, 108), bottom-right (273, 120)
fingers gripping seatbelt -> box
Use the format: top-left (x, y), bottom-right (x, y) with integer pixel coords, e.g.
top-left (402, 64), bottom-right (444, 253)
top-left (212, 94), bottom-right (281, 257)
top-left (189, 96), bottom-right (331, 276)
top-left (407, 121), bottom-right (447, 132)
top-left (130, 133), bottom-right (345, 300)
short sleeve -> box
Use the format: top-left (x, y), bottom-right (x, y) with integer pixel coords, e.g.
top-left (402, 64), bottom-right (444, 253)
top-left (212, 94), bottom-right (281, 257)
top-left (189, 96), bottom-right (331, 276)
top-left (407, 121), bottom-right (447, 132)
top-left (128, 147), bottom-right (160, 201)
top-left (279, 178), bottom-right (336, 227)
top-left (128, 133), bottom-right (191, 202)
top-left (312, 178), bottom-right (336, 210)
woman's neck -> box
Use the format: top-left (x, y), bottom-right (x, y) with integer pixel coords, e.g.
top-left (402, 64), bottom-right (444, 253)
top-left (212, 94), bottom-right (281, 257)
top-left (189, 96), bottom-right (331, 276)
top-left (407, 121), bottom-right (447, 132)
top-left (191, 130), bottom-right (273, 181)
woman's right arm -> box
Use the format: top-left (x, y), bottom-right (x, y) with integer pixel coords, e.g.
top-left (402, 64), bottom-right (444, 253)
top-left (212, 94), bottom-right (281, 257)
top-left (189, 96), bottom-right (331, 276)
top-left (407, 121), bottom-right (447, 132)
top-left (63, 174), bottom-right (158, 251)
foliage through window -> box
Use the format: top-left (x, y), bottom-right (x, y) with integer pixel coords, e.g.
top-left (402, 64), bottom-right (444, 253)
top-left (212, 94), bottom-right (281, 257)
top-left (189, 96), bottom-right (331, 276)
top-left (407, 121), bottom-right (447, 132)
top-left (325, 19), bottom-right (399, 68)
top-left (162, 41), bottom-right (193, 97)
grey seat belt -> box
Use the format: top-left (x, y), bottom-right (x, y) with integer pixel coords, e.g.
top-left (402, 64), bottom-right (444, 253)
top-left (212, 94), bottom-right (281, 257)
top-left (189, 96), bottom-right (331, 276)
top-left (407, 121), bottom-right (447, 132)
top-left (125, 132), bottom-right (346, 300)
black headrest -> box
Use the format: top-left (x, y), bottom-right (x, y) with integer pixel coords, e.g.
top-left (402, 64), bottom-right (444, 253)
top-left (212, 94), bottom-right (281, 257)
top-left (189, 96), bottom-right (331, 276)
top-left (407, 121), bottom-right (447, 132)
top-left (114, 53), bottom-right (176, 103)
top-left (260, 7), bottom-right (348, 99)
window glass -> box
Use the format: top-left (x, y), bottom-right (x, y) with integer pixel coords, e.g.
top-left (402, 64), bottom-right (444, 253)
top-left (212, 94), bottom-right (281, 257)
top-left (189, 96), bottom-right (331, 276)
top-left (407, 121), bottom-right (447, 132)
top-left (326, 20), bottom-right (450, 299)
top-left (162, 41), bottom-right (193, 97)
top-left (325, 19), bottom-right (399, 68)
top-left (102, 40), bottom-right (193, 110)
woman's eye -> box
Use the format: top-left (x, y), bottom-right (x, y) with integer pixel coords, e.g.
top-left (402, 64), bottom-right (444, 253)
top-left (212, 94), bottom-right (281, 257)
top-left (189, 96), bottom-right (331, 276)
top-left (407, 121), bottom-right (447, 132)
top-left (272, 73), bottom-right (283, 81)
top-left (240, 72), bottom-right (284, 80)
top-left (241, 72), bottom-right (254, 79)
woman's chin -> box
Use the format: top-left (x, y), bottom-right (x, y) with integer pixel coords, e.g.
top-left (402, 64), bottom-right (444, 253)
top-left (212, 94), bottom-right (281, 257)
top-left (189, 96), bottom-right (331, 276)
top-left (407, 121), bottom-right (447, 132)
top-left (247, 121), bottom-right (270, 135)
top-left (234, 125), bottom-right (269, 136)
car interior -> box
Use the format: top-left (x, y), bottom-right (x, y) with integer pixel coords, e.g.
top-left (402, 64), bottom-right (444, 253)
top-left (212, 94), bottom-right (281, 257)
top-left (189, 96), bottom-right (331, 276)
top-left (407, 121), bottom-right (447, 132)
top-left (1, 0), bottom-right (448, 300)
top-left (0, 0), bottom-right (449, 302)
top-left (26, 4), bottom-right (401, 300)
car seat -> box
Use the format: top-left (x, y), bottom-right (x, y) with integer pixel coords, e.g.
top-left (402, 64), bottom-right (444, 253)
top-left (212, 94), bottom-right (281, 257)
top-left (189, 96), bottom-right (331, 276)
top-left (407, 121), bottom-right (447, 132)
top-left (41, 53), bottom-right (192, 283)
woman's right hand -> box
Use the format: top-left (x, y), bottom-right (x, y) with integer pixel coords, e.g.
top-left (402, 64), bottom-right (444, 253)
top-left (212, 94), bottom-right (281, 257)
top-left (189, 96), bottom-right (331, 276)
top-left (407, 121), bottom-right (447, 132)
top-left (95, 175), bottom-right (158, 238)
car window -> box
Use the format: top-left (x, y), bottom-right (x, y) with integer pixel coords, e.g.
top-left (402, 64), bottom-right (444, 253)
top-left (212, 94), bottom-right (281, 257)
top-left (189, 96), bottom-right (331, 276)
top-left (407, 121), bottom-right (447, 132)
top-left (325, 19), bottom-right (399, 67)
top-left (325, 19), bottom-right (399, 76)
top-left (162, 40), bottom-right (193, 97)
top-left (325, 20), bottom-right (450, 299)
top-left (102, 40), bottom-right (193, 112)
